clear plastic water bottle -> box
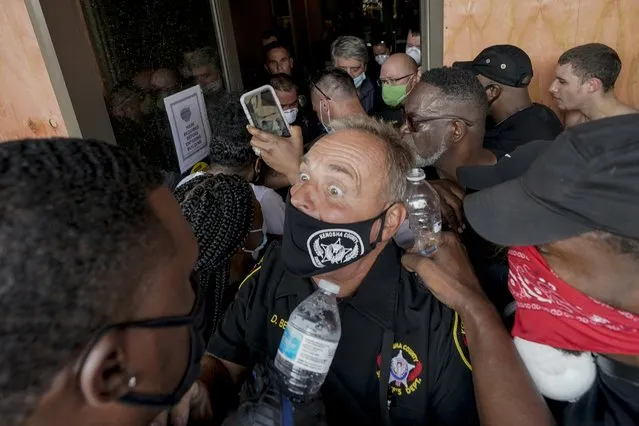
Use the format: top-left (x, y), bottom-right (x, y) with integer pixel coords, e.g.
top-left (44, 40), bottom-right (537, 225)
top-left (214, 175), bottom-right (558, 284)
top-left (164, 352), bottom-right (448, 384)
top-left (405, 168), bottom-right (442, 255)
top-left (275, 279), bottom-right (341, 402)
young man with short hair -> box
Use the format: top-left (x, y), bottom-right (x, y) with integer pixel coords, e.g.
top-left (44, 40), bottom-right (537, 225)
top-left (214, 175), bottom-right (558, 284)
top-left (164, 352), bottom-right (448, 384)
top-left (549, 43), bottom-right (636, 126)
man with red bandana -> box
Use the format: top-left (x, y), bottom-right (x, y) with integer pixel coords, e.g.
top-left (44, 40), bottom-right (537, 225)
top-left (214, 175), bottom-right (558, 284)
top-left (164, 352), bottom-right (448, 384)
top-left (403, 114), bottom-right (639, 426)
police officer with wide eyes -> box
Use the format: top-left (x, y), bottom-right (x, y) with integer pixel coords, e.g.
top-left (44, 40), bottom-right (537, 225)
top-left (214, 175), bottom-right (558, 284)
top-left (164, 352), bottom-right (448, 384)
top-left (159, 115), bottom-right (479, 426)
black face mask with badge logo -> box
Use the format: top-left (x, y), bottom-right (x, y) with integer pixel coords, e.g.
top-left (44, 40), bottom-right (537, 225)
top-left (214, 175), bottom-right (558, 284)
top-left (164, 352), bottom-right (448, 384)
top-left (281, 198), bottom-right (390, 277)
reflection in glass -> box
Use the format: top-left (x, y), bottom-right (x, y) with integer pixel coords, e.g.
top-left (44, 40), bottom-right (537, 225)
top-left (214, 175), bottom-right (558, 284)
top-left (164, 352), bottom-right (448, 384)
top-left (244, 88), bottom-right (290, 137)
top-left (80, 0), bottom-right (226, 175)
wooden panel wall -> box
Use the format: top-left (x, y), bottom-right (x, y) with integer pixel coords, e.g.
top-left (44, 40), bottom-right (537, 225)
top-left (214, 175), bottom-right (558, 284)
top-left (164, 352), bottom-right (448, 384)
top-left (0, 0), bottom-right (67, 141)
top-left (443, 0), bottom-right (639, 113)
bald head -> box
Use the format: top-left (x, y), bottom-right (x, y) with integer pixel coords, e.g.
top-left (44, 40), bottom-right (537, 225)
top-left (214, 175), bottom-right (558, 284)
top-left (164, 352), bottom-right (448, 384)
top-left (380, 53), bottom-right (418, 80)
top-left (292, 115), bottom-right (411, 253)
top-left (151, 68), bottom-right (178, 91)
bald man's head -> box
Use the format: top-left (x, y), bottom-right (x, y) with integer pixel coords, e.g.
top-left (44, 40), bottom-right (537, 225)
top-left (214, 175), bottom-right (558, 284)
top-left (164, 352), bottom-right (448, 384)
top-left (379, 54), bottom-right (422, 108)
top-left (151, 68), bottom-right (179, 91)
top-left (381, 53), bottom-right (418, 79)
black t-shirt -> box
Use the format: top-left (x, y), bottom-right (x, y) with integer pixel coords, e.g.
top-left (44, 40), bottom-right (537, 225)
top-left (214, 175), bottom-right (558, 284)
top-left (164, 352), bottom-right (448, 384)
top-left (484, 103), bottom-right (563, 159)
top-left (209, 242), bottom-right (479, 426)
top-left (563, 356), bottom-right (639, 426)
top-left (460, 188), bottom-right (511, 319)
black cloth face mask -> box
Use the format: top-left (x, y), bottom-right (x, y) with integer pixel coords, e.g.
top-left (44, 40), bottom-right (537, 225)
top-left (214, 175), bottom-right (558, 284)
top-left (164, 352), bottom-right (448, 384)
top-left (282, 197), bottom-right (390, 277)
top-left (80, 286), bottom-right (206, 408)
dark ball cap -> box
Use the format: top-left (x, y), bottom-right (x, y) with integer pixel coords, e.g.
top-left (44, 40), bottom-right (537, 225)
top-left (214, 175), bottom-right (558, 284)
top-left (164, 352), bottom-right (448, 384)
top-left (464, 114), bottom-right (639, 246)
top-left (453, 44), bottom-right (533, 87)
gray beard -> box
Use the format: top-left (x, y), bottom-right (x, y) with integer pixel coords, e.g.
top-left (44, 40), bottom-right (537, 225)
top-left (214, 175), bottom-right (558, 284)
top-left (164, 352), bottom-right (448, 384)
top-left (414, 153), bottom-right (429, 168)
top-left (421, 140), bottom-right (448, 167)
top-left (404, 134), bottom-right (445, 167)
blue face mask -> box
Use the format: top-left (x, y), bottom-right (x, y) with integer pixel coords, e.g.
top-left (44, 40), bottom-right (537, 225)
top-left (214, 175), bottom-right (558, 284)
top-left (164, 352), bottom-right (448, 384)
top-left (353, 73), bottom-right (367, 89)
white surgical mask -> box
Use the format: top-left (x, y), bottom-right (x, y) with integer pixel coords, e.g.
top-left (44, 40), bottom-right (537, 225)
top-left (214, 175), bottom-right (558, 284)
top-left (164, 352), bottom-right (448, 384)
top-left (353, 73), bottom-right (367, 89)
top-left (283, 108), bottom-right (298, 124)
top-left (406, 46), bottom-right (421, 65)
top-left (375, 55), bottom-right (390, 65)
top-left (202, 80), bottom-right (223, 95)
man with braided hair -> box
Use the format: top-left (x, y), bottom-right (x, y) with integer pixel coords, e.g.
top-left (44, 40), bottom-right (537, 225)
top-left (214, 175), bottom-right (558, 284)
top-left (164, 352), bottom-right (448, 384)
top-left (206, 91), bottom-right (286, 235)
top-left (1, 138), bottom-right (204, 426)
top-left (174, 173), bottom-right (265, 341)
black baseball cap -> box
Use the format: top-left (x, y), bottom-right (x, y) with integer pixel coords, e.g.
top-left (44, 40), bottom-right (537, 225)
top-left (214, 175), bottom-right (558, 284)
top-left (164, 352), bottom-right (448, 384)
top-left (457, 140), bottom-right (552, 190)
top-left (453, 45), bottom-right (533, 88)
top-left (464, 114), bottom-right (639, 246)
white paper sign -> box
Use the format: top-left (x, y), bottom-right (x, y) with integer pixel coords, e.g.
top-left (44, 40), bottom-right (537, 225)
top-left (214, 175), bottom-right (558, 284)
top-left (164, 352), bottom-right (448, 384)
top-left (164, 86), bottom-right (212, 173)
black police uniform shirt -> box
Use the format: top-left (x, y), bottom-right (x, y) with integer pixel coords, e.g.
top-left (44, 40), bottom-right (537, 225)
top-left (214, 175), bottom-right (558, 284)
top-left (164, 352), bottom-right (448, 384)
top-left (563, 357), bottom-right (639, 426)
top-left (484, 103), bottom-right (563, 159)
top-left (209, 242), bottom-right (479, 426)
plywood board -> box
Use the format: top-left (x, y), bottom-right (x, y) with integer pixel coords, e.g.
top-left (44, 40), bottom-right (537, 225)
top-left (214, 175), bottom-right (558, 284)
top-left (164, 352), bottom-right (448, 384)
top-left (0, 0), bottom-right (67, 141)
top-left (443, 0), bottom-right (639, 112)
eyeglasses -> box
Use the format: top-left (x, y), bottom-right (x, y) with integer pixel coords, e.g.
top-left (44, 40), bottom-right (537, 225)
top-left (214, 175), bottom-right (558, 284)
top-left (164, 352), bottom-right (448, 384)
top-left (404, 114), bottom-right (475, 133)
top-left (311, 80), bottom-right (332, 101)
top-left (82, 273), bottom-right (205, 351)
top-left (377, 73), bottom-right (414, 87)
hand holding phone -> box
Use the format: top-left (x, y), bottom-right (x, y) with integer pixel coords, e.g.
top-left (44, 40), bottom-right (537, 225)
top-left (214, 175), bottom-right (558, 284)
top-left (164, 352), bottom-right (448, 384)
top-left (240, 85), bottom-right (291, 138)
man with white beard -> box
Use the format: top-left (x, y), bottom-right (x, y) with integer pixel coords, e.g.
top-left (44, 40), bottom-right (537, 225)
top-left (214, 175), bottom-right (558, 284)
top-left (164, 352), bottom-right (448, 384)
top-left (401, 66), bottom-right (496, 183)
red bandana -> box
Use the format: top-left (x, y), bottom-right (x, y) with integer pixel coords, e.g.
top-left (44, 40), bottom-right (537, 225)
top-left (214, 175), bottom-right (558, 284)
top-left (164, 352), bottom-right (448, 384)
top-left (508, 246), bottom-right (639, 354)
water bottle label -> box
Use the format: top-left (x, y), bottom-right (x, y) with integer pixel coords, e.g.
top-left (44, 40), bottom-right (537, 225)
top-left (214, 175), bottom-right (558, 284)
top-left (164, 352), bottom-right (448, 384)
top-left (412, 199), bottom-right (427, 209)
top-left (277, 326), bottom-right (338, 374)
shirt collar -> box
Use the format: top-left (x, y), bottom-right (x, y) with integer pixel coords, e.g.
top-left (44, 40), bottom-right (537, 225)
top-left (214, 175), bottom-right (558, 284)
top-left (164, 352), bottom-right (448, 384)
top-left (276, 242), bottom-right (402, 328)
top-left (345, 241), bottom-right (401, 329)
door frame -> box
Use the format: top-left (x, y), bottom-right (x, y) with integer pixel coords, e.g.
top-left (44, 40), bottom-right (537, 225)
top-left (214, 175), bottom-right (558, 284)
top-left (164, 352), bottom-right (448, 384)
top-left (26, 0), bottom-right (243, 142)
top-left (26, 0), bottom-right (442, 141)
top-left (422, 0), bottom-right (444, 69)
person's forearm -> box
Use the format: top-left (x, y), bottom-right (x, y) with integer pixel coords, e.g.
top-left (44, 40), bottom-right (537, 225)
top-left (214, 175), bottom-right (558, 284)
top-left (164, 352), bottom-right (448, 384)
top-left (460, 300), bottom-right (555, 426)
top-left (284, 162), bottom-right (300, 186)
top-left (198, 354), bottom-right (240, 423)
top-left (263, 169), bottom-right (293, 189)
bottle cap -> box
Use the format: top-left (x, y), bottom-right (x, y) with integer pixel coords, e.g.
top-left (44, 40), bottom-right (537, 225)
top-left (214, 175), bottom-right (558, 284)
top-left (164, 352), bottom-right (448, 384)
top-left (406, 168), bottom-right (426, 182)
top-left (318, 279), bottom-right (340, 295)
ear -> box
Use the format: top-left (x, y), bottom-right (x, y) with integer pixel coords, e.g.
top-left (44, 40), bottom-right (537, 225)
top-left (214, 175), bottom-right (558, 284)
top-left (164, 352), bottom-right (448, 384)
top-left (485, 84), bottom-right (502, 103)
top-left (381, 203), bottom-right (408, 241)
top-left (451, 119), bottom-right (468, 144)
top-left (321, 98), bottom-right (330, 112)
top-left (78, 330), bottom-right (133, 407)
top-left (407, 73), bottom-right (420, 92)
top-left (290, 58), bottom-right (295, 68)
top-left (416, 67), bottom-right (423, 79)
top-left (264, 64), bottom-right (269, 73)
top-left (253, 158), bottom-right (263, 182)
top-left (586, 77), bottom-right (602, 93)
